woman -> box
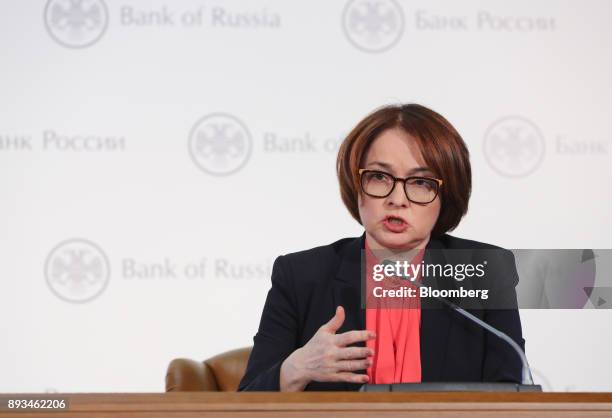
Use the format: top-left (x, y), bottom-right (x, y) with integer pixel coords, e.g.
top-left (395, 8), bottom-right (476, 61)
top-left (238, 103), bottom-right (526, 391)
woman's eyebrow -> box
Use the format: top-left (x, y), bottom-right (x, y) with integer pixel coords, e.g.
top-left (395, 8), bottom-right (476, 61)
top-left (366, 161), bottom-right (393, 170)
top-left (408, 167), bottom-right (432, 175)
top-left (366, 161), bottom-right (432, 175)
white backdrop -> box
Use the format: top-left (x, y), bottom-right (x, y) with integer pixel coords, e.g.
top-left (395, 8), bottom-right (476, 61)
top-left (1, 0), bottom-right (611, 392)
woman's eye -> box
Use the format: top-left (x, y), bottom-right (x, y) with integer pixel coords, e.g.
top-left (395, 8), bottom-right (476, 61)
top-left (370, 173), bottom-right (388, 181)
top-left (412, 179), bottom-right (434, 189)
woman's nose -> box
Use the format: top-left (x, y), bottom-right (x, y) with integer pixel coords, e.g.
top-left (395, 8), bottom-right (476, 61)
top-left (386, 181), bottom-right (410, 207)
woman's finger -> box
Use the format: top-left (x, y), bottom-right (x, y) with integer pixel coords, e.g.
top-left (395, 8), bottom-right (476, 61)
top-left (331, 372), bottom-right (370, 384)
top-left (334, 346), bottom-right (374, 361)
top-left (336, 358), bottom-right (372, 372)
top-left (335, 329), bottom-right (376, 346)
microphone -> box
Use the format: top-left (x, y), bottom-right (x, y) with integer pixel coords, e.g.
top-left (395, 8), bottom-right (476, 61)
top-left (381, 259), bottom-right (535, 386)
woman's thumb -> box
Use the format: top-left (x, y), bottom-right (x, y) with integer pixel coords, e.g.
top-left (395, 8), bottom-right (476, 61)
top-left (324, 306), bottom-right (345, 333)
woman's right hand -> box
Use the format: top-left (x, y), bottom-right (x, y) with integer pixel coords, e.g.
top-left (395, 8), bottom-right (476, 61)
top-left (279, 306), bottom-right (376, 391)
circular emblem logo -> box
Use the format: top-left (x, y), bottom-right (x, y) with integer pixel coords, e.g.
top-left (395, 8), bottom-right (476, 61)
top-left (483, 116), bottom-right (546, 178)
top-left (45, 238), bottom-right (110, 303)
top-left (342, 0), bottom-right (404, 53)
top-left (188, 113), bottom-right (253, 176)
top-left (44, 0), bottom-right (109, 48)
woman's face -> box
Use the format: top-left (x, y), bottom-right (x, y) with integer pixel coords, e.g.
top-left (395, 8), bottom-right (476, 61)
top-left (358, 127), bottom-right (441, 251)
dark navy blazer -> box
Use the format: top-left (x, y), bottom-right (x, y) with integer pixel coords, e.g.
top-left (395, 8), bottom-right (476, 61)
top-left (238, 233), bottom-right (526, 391)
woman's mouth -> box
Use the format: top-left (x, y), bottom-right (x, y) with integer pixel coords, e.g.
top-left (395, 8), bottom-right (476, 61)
top-left (382, 216), bottom-right (409, 233)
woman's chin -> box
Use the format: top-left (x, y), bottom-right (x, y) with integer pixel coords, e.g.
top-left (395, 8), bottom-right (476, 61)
top-left (376, 232), bottom-right (415, 250)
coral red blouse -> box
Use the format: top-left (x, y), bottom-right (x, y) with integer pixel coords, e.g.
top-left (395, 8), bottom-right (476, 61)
top-left (364, 237), bottom-right (423, 384)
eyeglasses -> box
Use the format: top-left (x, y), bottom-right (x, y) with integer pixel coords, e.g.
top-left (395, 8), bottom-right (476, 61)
top-left (358, 169), bottom-right (443, 204)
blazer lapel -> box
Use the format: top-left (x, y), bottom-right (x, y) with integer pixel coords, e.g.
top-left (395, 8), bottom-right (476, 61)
top-left (420, 236), bottom-right (453, 381)
top-left (332, 233), bottom-right (366, 335)
top-left (328, 234), bottom-right (366, 391)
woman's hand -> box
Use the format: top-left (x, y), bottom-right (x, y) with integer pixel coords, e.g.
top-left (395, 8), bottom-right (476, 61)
top-left (279, 306), bottom-right (376, 391)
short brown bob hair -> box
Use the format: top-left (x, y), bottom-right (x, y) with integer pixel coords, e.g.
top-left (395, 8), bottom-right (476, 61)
top-left (336, 103), bottom-right (471, 237)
